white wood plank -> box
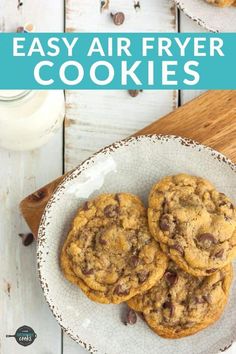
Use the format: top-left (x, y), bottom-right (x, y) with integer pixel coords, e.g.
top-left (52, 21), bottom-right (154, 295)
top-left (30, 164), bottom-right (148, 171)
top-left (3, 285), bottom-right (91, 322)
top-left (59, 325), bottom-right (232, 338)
top-left (0, 1), bottom-right (64, 353)
top-left (180, 10), bottom-right (235, 354)
top-left (65, 0), bottom-right (178, 171)
top-left (63, 0), bottom-right (178, 352)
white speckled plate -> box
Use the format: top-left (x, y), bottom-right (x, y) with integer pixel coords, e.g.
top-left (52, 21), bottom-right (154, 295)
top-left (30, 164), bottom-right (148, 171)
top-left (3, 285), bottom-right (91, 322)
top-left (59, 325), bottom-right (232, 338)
top-left (38, 135), bottom-right (236, 354)
top-left (174, 0), bottom-right (236, 32)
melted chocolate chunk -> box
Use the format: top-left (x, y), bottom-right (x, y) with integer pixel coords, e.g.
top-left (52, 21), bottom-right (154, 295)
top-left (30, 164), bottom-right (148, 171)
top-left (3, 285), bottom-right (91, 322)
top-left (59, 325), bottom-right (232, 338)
top-left (114, 285), bottom-right (130, 296)
top-left (104, 204), bottom-right (119, 218)
top-left (129, 255), bottom-right (139, 268)
top-left (197, 233), bottom-right (217, 248)
top-left (159, 214), bottom-right (171, 231)
top-left (165, 271), bottom-right (178, 287)
top-left (162, 301), bottom-right (175, 317)
top-left (137, 271), bottom-right (149, 283)
top-left (206, 268), bottom-right (217, 274)
top-left (82, 267), bottom-right (94, 275)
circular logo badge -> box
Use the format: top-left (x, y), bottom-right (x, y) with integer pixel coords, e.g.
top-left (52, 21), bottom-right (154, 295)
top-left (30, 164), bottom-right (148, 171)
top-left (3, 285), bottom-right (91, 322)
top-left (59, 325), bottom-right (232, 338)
top-left (6, 325), bottom-right (37, 346)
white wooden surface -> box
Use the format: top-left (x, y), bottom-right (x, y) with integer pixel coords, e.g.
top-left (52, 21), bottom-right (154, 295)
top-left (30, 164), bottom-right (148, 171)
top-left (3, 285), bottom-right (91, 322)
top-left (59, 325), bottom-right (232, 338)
top-left (0, 0), bottom-right (235, 353)
top-left (0, 1), bottom-right (64, 354)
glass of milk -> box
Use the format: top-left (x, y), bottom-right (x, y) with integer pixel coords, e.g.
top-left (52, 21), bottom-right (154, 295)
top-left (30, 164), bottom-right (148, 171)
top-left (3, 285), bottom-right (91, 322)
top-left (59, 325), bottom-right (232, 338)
top-left (0, 90), bottom-right (65, 151)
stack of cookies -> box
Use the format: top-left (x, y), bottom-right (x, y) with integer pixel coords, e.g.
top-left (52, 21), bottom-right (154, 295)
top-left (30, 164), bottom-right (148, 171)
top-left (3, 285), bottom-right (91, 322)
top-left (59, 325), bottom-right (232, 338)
top-left (60, 174), bottom-right (236, 338)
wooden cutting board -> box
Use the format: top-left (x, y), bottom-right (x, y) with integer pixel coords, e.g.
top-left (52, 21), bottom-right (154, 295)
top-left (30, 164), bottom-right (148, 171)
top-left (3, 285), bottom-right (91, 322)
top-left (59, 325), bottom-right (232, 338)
top-left (20, 90), bottom-right (236, 237)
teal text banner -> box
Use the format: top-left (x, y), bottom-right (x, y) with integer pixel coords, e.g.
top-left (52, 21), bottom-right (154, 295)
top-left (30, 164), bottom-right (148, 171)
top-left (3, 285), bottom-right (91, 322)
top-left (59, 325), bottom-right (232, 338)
top-left (0, 33), bottom-right (235, 89)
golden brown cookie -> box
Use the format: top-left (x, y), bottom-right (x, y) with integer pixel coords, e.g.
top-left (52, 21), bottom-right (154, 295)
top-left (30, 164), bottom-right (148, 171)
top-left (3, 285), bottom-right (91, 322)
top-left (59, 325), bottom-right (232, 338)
top-left (148, 174), bottom-right (236, 276)
top-left (61, 193), bottom-right (168, 304)
top-left (205, 0), bottom-right (235, 6)
top-left (128, 261), bottom-right (233, 338)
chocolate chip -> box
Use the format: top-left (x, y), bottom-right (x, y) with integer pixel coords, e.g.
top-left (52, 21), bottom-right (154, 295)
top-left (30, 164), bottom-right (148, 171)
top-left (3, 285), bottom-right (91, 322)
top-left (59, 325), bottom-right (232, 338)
top-left (159, 214), bottom-right (171, 231)
top-left (104, 204), bottom-right (119, 218)
top-left (197, 233), bottom-right (217, 248)
top-left (129, 255), bottom-right (139, 268)
top-left (16, 26), bottom-right (25, 32)
top-left (99, 236), bottom-right (107, 245)
top-left (206, 268), bottom-right (217, 274)
top-left (214, 249), bottom-right (224, 258)
top-left (111, 12), bottom-right (125, 26)
top-left (169, 244), bottom-right (184, 256)
top-left (128, 90), bottom-right (141, 97)
top-left (137, 271), bottom-right (149, 283)
top-left (82, 267), bottom-right (94, 275)
top-left (124, 309), bottom-right (137, 325)
top-left (18, 233), bottom-right (34, 246)
top-left (114, 285), bottom-right (130, 296)
top-left (165, 271), bottom-right (178, 287)
top-left (162, 301), bottom-right (175, 317)
top-left (134, 1), bottom-right (140, 10)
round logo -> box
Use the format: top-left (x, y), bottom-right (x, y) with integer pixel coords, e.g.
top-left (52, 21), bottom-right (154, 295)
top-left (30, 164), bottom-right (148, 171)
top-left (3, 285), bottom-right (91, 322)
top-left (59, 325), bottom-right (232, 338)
top-left (6, 325), bottom-right (37, 346)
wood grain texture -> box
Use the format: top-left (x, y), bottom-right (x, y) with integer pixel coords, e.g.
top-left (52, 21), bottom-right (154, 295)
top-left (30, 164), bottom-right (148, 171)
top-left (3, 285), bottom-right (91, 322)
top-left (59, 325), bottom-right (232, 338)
top-left (0, 1), bottom-right (64, 354)
top-left (20, 90), bottom-right (236, 242)
top-left (64, 0), bottom-right (178, 172)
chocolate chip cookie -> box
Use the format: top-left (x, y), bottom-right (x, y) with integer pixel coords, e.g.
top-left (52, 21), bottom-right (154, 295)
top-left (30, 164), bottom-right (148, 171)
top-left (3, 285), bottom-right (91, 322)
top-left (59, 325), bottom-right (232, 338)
top-left (205, 0), bottom-right (236, 6)
top-left (128, 261), bottom-right (233, 338)
top-left (148, 174), bottom-right (236, 276)
top-left (61, 193), bottom-right (168, 304)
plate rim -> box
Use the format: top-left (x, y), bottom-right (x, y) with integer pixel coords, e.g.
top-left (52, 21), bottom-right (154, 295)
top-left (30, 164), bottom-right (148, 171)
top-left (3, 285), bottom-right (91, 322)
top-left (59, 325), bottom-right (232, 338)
top-left (37, 134), bottom-right (236, 354)
top-left (174, 0), bottom-right (221, 33)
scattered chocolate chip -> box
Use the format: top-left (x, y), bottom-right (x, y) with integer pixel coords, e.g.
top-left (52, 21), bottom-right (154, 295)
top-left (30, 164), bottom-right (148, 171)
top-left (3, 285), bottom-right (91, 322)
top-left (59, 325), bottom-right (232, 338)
top-left (111, 12), bottom-right (125, 26)
top-left (214, 249), bottom-right (224, 258)
top-left (137, 271), bottom-right (149, 283)
top-left (206, 268), bottom-right (217, 274)
top-left (104, 204), bottom-right (119, 218)
top-left (197, 233), bottom-right (217, 248)
top-left (100, 0), bottom-right (109, 11)
top-left (16, 26), bottom-right (24, 32)
top-left (114, 284), bottom-right (130, 296)
top-left (170, 244), bottom-right (184, 256)
top-left (30, 189), bottom-right (46, 201)
top-left (159, 214), bottom-right (171, 231)
top-left (124, 309), bottom-right (137, 325)
top-left (134, 1), bottom-right (141, 10)
top-left (129, 255), bottom-right (139, 268)
top-left (128, 90), bottom-right (142, 97)
top-left (162, 301), bottom-right (174, 317)
top-left (17, 1), bottom-right (23, 9)
top-left (82, 267), bottom-right (94, 275)
top-left (165, 271), bottom-right (178, 287)
top-left (18, 233), bottom-right (34, 246)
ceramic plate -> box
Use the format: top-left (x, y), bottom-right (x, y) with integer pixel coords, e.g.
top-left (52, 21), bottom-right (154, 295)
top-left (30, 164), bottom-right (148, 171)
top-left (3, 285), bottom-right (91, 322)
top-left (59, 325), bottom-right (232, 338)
top-left (174, 0), bottom-right (236, 32)
top-left (38, 135), bottom-right (236, 354)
